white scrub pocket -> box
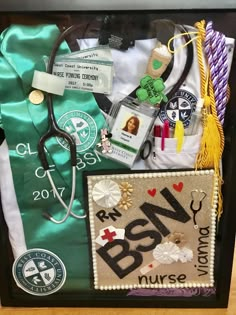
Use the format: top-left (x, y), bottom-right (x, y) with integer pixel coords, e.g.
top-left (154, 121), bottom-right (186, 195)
top-left (146, 133), bottom-right (202, 170)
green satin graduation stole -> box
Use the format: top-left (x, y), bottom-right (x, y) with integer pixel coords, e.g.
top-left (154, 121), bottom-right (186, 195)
top-left (0, 24), bottom-right (124, 291)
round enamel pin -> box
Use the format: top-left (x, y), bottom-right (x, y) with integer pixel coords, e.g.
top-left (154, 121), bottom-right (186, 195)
top-left (12, 249), bottom-right (66, 296)
top-left (29, 90), bottom-right (44, 105)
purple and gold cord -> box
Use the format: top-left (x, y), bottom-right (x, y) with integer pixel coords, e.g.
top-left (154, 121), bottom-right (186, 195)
top-left (205, 21), bottom-right (228, 125)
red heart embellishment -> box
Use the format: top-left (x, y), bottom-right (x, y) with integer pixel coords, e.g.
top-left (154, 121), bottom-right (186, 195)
top-left (173, 182), bottom-right (183, 192)
top-left (148, 264), bottom-right (153, 268)
top-left (148, 189), bottom-right (156, 197)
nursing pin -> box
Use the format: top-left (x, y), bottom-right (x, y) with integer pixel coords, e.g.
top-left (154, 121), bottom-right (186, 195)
top-left (29, 89), bottom-right (44, 105)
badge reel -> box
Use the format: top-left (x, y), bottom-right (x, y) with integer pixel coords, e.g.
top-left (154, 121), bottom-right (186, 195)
top-left (96, 97), bottom-right (159, 168)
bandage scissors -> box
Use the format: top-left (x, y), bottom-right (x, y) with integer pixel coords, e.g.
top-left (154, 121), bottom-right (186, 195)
top-left (38, 25), bottom-right (86, 224)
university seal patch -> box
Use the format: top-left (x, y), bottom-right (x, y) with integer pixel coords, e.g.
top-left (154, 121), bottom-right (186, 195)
top-left (159, 90), bottom-right (197, 128)
top-left (57, 110), bottom-right (97, 153)
top-left (12, 249), bottom-right (66, 296)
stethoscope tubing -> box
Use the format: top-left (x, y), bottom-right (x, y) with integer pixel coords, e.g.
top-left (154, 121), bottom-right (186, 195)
top-left (39, 26), bottom-right (83, 224)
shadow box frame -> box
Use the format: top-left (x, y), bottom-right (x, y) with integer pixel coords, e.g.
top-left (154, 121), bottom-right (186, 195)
top-left (0, 0), bottom-right (235, 309)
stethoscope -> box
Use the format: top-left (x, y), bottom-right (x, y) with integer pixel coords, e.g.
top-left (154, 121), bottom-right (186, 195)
top-left (38, 25), bottom-right (86, 224)
top-left (37, 24), bottom-right (193, 223)
top-left (190, 189), bottom-right (207, 229)
top-left (140, 25), bottom-right (194, 160)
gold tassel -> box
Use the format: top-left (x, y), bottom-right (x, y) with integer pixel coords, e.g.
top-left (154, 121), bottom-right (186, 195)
top-left (195, 97), bottom-right (221, 171)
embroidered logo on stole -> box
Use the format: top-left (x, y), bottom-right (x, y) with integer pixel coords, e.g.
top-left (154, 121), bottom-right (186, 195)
top-left (57, 110), bottom-right (97, 153)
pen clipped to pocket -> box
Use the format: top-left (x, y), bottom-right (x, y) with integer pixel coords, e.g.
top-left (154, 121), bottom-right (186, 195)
top-left (146, 130), bottom-right (202, 170)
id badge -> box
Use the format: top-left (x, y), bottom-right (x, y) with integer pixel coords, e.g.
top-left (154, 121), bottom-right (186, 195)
top-left (101, 97), bottom-right (159, 167)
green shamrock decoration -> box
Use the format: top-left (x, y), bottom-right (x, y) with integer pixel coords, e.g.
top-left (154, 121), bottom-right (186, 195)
top-left (136, 75), bottom-right (168, 105)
